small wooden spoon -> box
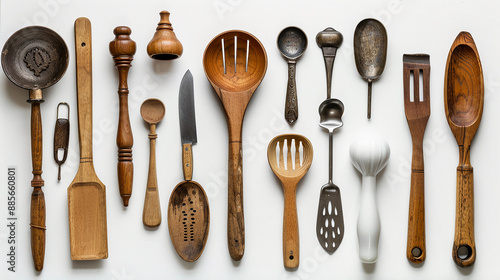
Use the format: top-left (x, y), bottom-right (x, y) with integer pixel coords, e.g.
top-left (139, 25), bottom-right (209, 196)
top-left (444, 31), bottom-right (483, 267)
top-left (267, 134), bottom-right (313, 269)
top-left (141, 98), bottom-right (165, 227)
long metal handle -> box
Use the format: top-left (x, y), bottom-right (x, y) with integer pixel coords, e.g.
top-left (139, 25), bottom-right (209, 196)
top-left (285, 62), bottom-right (298, 124)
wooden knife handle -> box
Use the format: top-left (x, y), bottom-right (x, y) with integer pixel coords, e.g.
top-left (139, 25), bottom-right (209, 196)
top-left (110, 26), bottom-right (136, 207)
top-left (143, 126), bottom-right (161, 227)
top-left (453, 166), bottom-right (476, 267)
top-left (29, 99), bottom-right (45, 271)
top-left (75, 17), bottom-right (93, 160)
top-left (228, 141), bottom-right (244, 261)
top-left (182, 143), bottom-right (193, 181)
top-left (283, 183), bottom-right (299, 269)
top-left (407, 139), bottom-right (426, 263)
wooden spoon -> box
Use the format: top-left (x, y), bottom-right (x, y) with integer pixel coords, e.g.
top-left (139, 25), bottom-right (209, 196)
top-left (444, 31), bottom-right (483, 267)
top-left (68, 17), bottom-right (108, 260)
top-left (141, 98), bottom-right (165, 227)
top-left (203, 30), bottom-right (267, 261)
top-left (267, 134), bottom-right (313, 269)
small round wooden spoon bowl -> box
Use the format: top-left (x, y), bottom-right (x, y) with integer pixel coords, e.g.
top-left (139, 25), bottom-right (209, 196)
top-left (267, 134), bottom-right (313, 269)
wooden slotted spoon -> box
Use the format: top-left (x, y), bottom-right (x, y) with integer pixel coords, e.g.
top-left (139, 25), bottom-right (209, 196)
top-left (268, 134), bottom-right (313, 269)
top-left (203, 30), bottom-right (267, 261)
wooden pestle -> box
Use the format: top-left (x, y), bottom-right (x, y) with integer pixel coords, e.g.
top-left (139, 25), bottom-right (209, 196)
top-left (109, 27), bottom-right (136, 206)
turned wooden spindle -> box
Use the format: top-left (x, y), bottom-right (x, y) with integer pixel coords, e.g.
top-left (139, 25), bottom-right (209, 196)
top-left (147, 11), bottom-right (183, 60)
top-left (110, 26), bottom-right (136, 207)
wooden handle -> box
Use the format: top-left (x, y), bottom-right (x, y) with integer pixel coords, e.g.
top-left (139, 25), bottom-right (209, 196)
top-left (357, 175), bottom-right (380, 263)
top-left (284, 62), bottom-right (298, 125)
top-left (407, 138), bottom-right (426, 263)
top-left (143, 125), bottom-right (161, 227)
top-left (110, 26), bottom-right (136, 207)
top-left (182, 143), bottom-right (193, 181)
top-left (29, 100), bottom-right (45, 271)
top-left (283, 183), bottom-right (299, 268)
top-left (75, 17), bottom-right (93, 160)
top-left (453, 166), bottom-right (476, 267)
top-left (228, 141), bottom-right (244, 261)
top-left (407, 171), bottom-right (426, 263)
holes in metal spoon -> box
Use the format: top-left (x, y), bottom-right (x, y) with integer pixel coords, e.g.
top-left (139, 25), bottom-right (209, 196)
top-left (411, 247), bottom-right (422, 258)
top-left (457, 245), bottom-right (472, 260)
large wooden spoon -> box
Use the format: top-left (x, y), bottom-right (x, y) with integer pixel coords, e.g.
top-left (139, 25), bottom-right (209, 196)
top-left (203, 30), bottom-right (267, 261)
top-left (444, 31), bottom-right (483, 267)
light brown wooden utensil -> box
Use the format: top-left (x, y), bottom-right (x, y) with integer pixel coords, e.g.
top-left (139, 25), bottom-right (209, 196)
top-left (68, 17), bottom-right (108, 261)
top-left (267, 134), bottom-right (313, 269)
top-left (444, 31), bottom-right (483, 267)
top-left (110, 26), bottom-right (136, 207)
top-left (141, 98), bottom-right (165, 227)
top-left (403, 54), bottom-right (430, 264)
top-left (203, 30), bottom-right (267, 261)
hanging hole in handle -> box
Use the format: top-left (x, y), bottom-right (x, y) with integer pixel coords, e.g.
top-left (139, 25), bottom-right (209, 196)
top-left (57, 102), bottom-right (70, 119)
top-left (457, 245), bottom-right (472, 260)
top-left (411, 247), bottom-right (422, 258)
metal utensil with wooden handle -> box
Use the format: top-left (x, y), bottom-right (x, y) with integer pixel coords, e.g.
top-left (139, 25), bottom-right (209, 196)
top-left (68, 17), bottom-right (108, 260)
top-left (110, 26), bottom-right (136, 207)
top-left (1, 25), bottom-right (69, 271)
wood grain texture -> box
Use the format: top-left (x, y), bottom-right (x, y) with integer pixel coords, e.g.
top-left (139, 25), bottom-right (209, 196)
top-left (182, 143), bottom-right (193, 181)
top-left (68, 17), bottom-right (108, 261)
top-left (267, 134), bottom-right (313, 269)
top-left (29, 99), bottom-right (45, 271)
top-left (168, 181), bottom-right (209, 262)
top-left (143, 124), bottom-right (161, 227)
top-left (403, 54), bottom-right (430, 264)
top-left (110, 26), bottom-right (136, 207)
top-left (444, 31), bottom-right (483, 267)
top-left (203, 30), bottom-right (267, 261)
top-left (147, 11), bottom-right (183, 60)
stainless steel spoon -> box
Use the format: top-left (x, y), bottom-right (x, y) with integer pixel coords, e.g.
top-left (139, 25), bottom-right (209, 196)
top-left (277, 26), bottom-right (307, 125)
top-left (316, 98), bottom-right (345, 254)
top-left (353, 19), bottom-right (387, 119)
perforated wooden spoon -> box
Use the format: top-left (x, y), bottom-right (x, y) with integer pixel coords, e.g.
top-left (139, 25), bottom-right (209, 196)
top-left (268, 134), bottom-right (313, 269)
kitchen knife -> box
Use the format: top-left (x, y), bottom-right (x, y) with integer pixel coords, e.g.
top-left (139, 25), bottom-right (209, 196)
top-left (179, 70), bottom-right (197, 181)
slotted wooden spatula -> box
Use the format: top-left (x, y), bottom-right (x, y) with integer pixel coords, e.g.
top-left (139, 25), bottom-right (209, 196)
top-left (67, 17), bottom-right (108, 260)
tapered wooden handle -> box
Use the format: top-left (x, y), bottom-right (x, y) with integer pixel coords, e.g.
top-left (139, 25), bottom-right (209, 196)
top-left (283, 184), bottom-right (299, 269)
top-left (30, 101), bottom-right (45, 271)
top-left (75, 17), bottom-right (93, 160)
top-left (284, 62), bottom-right (298, 124)
top-left (110, 26), bottom-right (136, 207)
top-left (453, 167), bottom-right (475, 267)
top-left (143, 127), bottom-right (161, 227)
top-left (407, 171), bottom-right (426, 263)
top-left (228, 141), bottom-right (244, 261)
top-left (182, 143), bottom-right (193, 181)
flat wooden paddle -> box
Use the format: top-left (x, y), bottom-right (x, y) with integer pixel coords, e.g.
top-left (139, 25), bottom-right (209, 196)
top-left (68, 17), bottom-right (108, 260)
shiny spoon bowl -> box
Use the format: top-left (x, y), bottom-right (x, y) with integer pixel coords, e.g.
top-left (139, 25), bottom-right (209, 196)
top-left (141, 98), bottom-right (165, 227)
top-left (316, 98), bottom-right (345, 254)
top-left (277, 26), bottom-right (307, 125)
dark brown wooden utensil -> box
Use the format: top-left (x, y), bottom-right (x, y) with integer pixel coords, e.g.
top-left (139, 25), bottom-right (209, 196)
top-left (68, 17), bottom-right (108, 261)
top-left (444, 31), bottom-right (483, 267)
top-left (403, 54), bottom-right (430, 264)
top-left (110, 26), bottom-right (136, 207)
top-left (203, 30), bottom-right (267, 261)
top-left (54, 102), bottom-right (70, 181)
top-left (1, 25), bottom-right (69, 271)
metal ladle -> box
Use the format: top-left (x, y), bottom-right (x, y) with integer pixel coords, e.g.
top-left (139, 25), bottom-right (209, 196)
top-left (277, 26), bottom-right (307, 125)
top-left (316, 98), bottom-right (345, 254)
top-left (353, 18), bottom-right (387, 119)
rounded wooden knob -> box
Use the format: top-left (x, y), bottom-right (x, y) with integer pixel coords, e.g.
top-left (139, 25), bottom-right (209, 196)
top-left (109, 26), bottom-right (136, 58)
top-left (147, 11), bottom-right (183, 60)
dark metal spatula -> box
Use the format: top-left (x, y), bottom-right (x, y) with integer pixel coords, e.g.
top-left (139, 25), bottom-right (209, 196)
top-left (316, 98), bottom-right (345, 254)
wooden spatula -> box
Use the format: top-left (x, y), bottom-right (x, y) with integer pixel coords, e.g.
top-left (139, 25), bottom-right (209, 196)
top-left (67, 17), bottom-right (108, 261)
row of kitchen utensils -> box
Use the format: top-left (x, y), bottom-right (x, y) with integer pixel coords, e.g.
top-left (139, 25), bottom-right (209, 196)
top-left (1, 10), bottom-right (482, 272)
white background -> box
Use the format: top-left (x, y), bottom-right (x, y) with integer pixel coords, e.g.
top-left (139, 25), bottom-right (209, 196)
top-left (1, 0), bottom-right (500, 279)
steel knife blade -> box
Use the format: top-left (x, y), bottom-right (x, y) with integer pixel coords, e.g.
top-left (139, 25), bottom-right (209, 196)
top-left (179, 70), bottom-right (197, 145)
